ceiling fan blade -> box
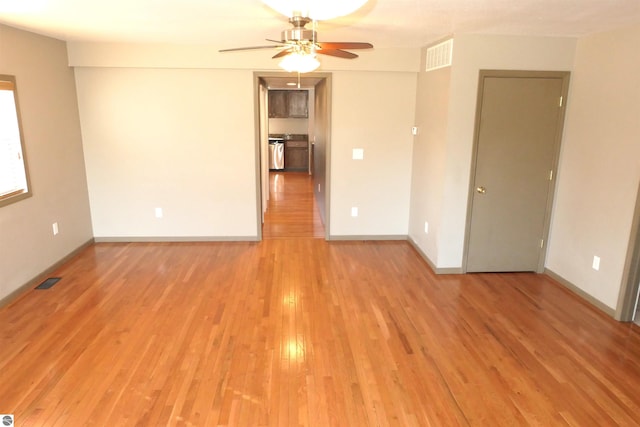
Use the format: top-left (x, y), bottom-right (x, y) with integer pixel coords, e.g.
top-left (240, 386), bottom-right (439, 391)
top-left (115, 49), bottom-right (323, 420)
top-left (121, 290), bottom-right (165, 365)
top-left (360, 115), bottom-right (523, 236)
top-left (316, 49), bottom-right (358, 59)
top-left (317, 42), bottom-right (373, 50)
top-left (219, 45), bottom-right (283, 53)
top-left (272, 49), bottom-right (293, 59)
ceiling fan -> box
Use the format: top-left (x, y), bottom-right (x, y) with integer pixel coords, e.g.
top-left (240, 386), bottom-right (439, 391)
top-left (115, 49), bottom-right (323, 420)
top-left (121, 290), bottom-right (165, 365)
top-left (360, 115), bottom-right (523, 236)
top-left (219, 13), bottom-right (373, 68)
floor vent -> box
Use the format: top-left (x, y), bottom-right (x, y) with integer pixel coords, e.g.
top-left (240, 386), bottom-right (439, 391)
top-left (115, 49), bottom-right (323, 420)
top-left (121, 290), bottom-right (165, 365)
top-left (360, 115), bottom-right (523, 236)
top-left (426, 39), bottom-right (453, 71)
top-left (36, 277), bottom-right (61, 290)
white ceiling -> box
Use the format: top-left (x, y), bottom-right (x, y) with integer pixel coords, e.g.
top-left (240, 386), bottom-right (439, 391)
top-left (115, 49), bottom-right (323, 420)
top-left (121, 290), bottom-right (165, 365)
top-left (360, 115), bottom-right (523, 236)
top-left (1, 0), bottom-right (639, 49)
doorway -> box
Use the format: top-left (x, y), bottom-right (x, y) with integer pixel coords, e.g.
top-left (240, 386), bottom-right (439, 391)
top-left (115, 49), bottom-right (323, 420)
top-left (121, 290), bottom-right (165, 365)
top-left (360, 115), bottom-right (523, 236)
top-left (464, 70), bottom-right (570, 273)
top-left (254, 72), bottom-right (332, 240)
top-left (614, 180), bottom-right (640, 322)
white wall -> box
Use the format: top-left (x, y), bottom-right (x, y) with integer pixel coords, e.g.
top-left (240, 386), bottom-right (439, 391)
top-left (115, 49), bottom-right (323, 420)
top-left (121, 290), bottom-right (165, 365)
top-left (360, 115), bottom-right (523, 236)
top-left (546, 24), bottom-right (640, 309)
top-left (0, 25), bottom-right (93, 301)
top-left (330, 71), bottom-right (416, 237)
top-left (409, 34), bottom-right (577, 269)
top-left (74, 67), bottom-right (258, 239)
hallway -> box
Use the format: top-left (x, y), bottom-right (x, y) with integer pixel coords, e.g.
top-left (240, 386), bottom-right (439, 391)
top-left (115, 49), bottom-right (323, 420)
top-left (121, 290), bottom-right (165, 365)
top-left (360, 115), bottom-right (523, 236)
top-left (262, 172), bottom-right (325, 239)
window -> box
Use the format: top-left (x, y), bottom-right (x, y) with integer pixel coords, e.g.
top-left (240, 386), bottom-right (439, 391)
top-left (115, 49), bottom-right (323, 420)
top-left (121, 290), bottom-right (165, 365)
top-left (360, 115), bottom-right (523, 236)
top-left (0, 75), bottom-right (30, 207)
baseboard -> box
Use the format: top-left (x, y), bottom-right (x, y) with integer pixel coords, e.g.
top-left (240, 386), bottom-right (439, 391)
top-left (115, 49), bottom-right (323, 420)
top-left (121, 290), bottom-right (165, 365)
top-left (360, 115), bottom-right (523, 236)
top-left (328, 234), bottom-right (407, 241)
top-left (94, 236), bottom-right (260, 243)
top-left (408, 237), bottom-right (437, 271)
top-left (407, 237), bottom-right (464, 274)
top-left (544, 268), bottom-right (616, 318)
top-left (0, 238), bottom-right (95, 309)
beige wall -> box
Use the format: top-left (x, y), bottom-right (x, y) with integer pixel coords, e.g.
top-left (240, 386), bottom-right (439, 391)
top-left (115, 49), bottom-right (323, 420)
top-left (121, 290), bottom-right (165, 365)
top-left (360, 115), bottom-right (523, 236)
top-left (68, 41), bottom-right (420, 241)
top-left (71, 37), bottom-right (418, 240)
top-left (0, 25), bottom-right (93, 300)
top-left (409, 34), bottom-right (577, 269)
top-left (268, 118), bottom-right (309, 134)
top-left (330, 71), bottom-right (416, 237)
top-left (408, 54), bottom-right (451, 264)
top-left (74, 67), bottom-right (258, 239)
top-left (546, 24), bottom-right (640, 309)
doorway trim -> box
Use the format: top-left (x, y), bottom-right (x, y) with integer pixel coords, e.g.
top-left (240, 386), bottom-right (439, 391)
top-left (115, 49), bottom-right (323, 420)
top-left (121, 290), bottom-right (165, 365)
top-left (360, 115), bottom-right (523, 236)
top-left (252, 71), bottom-right (332, 241)
top-left (462, 69), bottom-right (571, 273)
top-left (615, 180), bottom-right (640, 321)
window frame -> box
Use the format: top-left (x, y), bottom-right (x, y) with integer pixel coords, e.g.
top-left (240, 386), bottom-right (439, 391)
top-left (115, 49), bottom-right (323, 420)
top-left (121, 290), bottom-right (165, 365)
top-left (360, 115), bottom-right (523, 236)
top-left (0, 74), bottom-right (31, 207)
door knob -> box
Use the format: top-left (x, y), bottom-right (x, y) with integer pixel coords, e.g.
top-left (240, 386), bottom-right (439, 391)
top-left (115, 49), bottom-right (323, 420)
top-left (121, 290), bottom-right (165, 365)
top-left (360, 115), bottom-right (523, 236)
top-left (476, 186), bottom-right (486, 194)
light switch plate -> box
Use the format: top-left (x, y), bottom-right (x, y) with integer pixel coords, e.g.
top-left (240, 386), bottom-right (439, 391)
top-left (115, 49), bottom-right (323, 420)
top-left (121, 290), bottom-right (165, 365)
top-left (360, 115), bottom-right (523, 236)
top-left (352, 148), bottom-right (364, 160)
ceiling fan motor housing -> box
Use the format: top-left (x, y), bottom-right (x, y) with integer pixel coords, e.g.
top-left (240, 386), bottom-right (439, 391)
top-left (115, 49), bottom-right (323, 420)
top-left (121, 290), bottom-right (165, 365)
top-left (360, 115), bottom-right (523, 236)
top-left (281, 27), bottom-right (316, 42)
top-left (282, 14), bottom-right (315, 42)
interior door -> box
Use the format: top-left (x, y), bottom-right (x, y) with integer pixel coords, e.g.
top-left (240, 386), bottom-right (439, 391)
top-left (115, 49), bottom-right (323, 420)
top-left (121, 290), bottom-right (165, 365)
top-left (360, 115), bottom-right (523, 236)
top-left (465, 71), bottom-right (569, 272)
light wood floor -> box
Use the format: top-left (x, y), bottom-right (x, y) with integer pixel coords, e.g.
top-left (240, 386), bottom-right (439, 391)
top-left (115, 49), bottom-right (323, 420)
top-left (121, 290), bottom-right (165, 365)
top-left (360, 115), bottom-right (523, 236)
top-left (2, 173), bottom-right (640, 426)
top-left (262, 172), bottom-right (325, 239)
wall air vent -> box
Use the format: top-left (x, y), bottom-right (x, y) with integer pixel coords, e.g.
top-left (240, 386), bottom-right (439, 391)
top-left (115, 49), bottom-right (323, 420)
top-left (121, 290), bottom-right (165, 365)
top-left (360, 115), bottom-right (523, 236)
top-left (426, 39), bottom-right (453, 72)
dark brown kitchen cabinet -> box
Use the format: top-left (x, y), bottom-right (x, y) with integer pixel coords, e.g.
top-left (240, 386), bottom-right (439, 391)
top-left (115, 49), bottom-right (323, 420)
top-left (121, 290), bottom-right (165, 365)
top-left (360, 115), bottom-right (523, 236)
top-left (268, 90), bottom-right (308, 118)
top-left (285, 139), bottom-right (309, 171)
top-left (287, 90), bottom-right (308, 118)
top-left (268, 90), bottom-right (288, 118)
top-left (285, 148), bottom-right (308, 171)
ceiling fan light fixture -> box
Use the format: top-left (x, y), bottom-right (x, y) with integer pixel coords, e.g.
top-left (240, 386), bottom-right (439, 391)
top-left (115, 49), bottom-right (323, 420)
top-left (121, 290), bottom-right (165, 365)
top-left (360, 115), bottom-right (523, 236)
top-left (262, 0), bottom-right (368, 20)
top-left (279, 52), bottom-right (320, 73)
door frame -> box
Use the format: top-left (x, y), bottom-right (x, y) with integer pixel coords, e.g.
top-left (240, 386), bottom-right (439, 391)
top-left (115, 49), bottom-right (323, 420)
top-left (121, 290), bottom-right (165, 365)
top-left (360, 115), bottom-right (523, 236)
top-left (252, 71), bottom-right (332, 241)
top-left (615, 180), bottom-right (640, 321)
top-left (462, 70), bottom-right (571, 273)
